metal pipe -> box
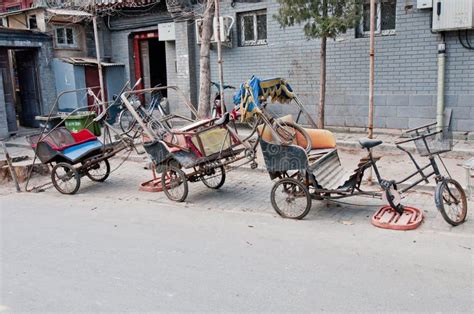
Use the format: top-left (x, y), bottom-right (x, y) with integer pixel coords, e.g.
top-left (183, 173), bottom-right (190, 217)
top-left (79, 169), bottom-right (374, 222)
top-left (368, 0), bottom-right (376, 139)
top-left (215, 0), bottom-right (226, 114)
top-left (436, 38), bottom-right (446, 131)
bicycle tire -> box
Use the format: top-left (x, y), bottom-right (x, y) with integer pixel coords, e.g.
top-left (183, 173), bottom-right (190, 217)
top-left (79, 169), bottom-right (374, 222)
top-left (435, 178), bottom-right (467, 226)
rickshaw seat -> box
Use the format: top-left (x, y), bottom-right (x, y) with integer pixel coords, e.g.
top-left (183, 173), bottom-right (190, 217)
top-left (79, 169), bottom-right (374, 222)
top-left (61, 140), bottom-right (103, 162)
top-left (29, 128), bottom-right (97, 151)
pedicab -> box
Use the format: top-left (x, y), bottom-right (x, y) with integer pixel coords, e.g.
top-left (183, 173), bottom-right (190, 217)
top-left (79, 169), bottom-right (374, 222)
top-left (234, 76), bottom-right (467, 226)
top-left (26, 85), bottom-right (135, 194)
top-left (120, 86), bottom-right (259, 202)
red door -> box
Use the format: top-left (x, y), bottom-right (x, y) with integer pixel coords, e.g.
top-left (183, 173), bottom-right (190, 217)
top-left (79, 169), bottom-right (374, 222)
top-left (85, 65), bottom-right (107, 112)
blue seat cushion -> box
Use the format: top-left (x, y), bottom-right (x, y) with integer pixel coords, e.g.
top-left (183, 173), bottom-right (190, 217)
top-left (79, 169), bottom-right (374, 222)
top-left (62, 140), bottom-right (103, 163)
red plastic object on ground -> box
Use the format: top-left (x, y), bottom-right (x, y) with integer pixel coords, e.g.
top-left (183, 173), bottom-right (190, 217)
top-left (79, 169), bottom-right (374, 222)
top-left (372, 205), bottom-right (424, 230)
top-left (139, 164), bottom-right (170, 192)
top-left (139, 178), bottom-right (165, 192)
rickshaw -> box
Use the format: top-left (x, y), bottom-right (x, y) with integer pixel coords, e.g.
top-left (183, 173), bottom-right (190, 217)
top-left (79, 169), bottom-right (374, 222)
top-left (120, 86), bottom-right (260, 202)
top-left (26, 84), bottom-right (136, 194)
top-left (234, 76), bottom-right (468, 226)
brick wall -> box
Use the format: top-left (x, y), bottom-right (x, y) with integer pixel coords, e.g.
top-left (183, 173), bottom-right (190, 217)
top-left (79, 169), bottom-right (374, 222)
top-left (195, 0), bottom-right (474, 132)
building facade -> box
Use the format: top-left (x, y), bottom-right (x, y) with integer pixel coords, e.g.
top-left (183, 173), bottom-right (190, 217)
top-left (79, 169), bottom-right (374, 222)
top-left (0, 0), bottom-right (34, 13)
top-left (101, 0), bottom-right (474, 133)
top-left (202, 0), bottom-right (474, 132)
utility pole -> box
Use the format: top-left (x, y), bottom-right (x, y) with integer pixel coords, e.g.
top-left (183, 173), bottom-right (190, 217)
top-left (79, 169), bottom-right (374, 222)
top-left (215, 0), bottom-right (225, 114)
top-left (368, 0), bottom-right (375, 139)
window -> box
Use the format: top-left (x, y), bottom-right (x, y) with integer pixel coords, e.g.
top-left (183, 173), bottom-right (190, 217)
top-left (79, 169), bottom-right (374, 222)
top-left (28, 15), bottom-right (37, 30)
top-left (238, 10), bottom-right (267, 46)
top-left (6, 5), bottom-right (21, 12)
top-left (358, 0), bottom-right (396, 37)
top-left (54, 26), bottom-right (77, 48)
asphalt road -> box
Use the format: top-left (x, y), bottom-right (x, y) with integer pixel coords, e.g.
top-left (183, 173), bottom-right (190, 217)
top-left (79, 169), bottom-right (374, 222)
top-left (1, 187), bottom-right (473, 312)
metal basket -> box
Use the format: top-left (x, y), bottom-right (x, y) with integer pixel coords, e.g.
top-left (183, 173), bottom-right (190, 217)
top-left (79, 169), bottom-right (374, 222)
top-left (408, 124), bottom-right (453, 157)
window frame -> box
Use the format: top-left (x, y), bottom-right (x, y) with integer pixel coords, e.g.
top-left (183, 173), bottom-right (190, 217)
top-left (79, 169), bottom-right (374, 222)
top-left (238, 10), bottom-right (267, 47)
top-left (28, 14), bottom-right (38, 30)
top-left (53, 25), bottom-right (78, 49)
top-left (360, 0), bottom-right (397, 37)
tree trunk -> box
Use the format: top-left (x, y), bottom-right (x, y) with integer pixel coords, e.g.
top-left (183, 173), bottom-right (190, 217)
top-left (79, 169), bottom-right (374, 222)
top-left (197, 2), bottom-right (215, 118)
top-left (318, 35), bottom-right (327, 129)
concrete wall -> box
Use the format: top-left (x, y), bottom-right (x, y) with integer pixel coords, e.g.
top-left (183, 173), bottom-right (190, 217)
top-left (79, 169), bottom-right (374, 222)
top-left (195, 0), bottom-right (474, 132)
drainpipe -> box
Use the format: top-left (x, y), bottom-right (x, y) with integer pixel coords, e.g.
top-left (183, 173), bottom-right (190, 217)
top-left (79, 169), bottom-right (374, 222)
top-left (436, 35), bottom-right (446, 131)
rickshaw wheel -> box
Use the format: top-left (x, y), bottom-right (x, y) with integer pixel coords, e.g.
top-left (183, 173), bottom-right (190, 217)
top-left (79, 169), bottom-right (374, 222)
top-left (202, 165), bottom-right (226, 189)
top-left (274, 121), bottom-right (312, 153)
top-left (161, 166), bottom-right (189, 202)
top-left (435, 178), bottom-right (467, 226)
top-left (271, 178), bottom-right (311, 219)
top-left (85, 159), bottom-right (111, 182)
top-left (51, 162), bottom-right (81, 195)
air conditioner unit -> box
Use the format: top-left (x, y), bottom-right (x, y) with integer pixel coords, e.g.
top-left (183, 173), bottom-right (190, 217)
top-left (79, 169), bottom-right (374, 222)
top-left (432, 0), bottom-right (474, 31)
top-left (196, 16), bottom-right (235, 45)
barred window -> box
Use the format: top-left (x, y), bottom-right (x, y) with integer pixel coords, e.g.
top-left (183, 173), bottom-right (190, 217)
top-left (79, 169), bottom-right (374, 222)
top-left (358, 0), bottom-right (396, 38)
top-left (238, 10), bottom-right (267, 46)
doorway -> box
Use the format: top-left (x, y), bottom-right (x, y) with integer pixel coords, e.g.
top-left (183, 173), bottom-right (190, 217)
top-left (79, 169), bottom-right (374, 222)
top-left (132, 31), bottom-right (167, 97)
top-left (14, 49), bottom-right (42, 128)
top-left (149, 40), bottom-right (167, 94)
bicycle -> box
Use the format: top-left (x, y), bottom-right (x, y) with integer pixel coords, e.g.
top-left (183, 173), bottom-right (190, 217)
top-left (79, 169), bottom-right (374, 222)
top-left (118, 86), bottom-right (166, 139)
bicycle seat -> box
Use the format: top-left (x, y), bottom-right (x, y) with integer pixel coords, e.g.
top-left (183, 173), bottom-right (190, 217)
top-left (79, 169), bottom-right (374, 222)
top-left (214, 112), bottom-right (230, 126)
top-left (359, 138), bottom-right (383, 149)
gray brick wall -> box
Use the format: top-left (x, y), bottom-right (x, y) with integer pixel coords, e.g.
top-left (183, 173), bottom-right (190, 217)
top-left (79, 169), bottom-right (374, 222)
top-left (194, 0), bottom-right (474, 132)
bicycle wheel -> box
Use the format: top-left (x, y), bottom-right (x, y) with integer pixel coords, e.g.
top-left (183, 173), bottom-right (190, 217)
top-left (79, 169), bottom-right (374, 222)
top-left (51, 162), bottom-right (80, 195)
top-left (202, 165), bottom-right (226, 189)
top-left (85, 159), bottom-right (110, 182)
top-left (161, 166), bottom-right (189, 202)
top-left (274, 121), bottom-right (312, 153)
top-left (271, 178), bottom-right (312, 219)
top-left (435, 178), bottom-right (467, 226)
top-left (118, 109), bottom-right (140, 138)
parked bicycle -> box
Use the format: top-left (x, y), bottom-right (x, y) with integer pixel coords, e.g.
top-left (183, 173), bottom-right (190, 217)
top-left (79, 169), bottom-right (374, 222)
top-left (118, 85), bottom-right (167, 138)
top-left (211, 81), bottom-right (235, 118)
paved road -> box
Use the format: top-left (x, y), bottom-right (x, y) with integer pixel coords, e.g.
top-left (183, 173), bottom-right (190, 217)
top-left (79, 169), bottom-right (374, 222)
top-left (1, 162), bottom-right (473, 312)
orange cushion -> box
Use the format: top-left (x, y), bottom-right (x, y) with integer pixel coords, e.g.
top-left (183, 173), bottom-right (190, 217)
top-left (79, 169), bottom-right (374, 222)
top-left (296, 128), bottom-right (336, 149)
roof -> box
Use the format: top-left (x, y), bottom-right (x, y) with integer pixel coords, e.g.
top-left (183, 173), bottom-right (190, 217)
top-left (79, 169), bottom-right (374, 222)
top-left (60, 57), bottom-right (124, 67)
top-left (95, 0), bottom-right (161, 9)
top-left (46, 8), bottom-right (92, 18)
top-left (0, 6), bottom-right (45, 18)
top-left (0, 7), bottom-right (92, 18)
top-left (0, 27), bottom-right (51, 43)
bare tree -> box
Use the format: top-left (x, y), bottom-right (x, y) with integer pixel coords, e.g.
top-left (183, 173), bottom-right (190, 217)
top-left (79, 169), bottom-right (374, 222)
top-left (197, 1), bottom-right (215, 118)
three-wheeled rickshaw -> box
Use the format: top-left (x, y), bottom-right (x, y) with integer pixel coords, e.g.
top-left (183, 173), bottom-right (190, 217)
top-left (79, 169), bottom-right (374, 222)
top-left (233, 76), bottom-right (468, 226)
top-left (120, 86), bottom-right (259, 202)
